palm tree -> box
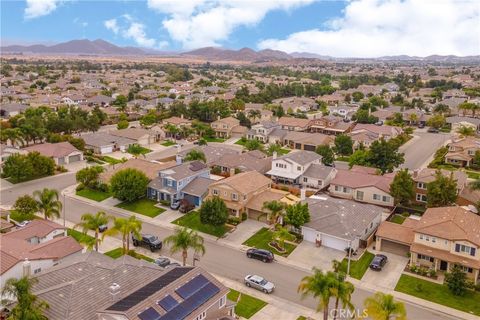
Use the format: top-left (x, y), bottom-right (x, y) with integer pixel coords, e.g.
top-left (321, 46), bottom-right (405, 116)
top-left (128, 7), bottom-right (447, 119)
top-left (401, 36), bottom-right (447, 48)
top-left (33, 188), bottom-right (62, 220)
top-left (272, 226), bottom-right (294, 251)
top-left (74, 211), bottom-right (111, 251)
top-left (456, 125), bottom-right (476, 137)
top-left (298, 268), bottom-right (337, 320)
top-left (164, 124), bottom-right (179, 141)
top-left (163, 227), bottom-right (205, 266)
top-left (330, 273), bottom-right (355, 320)
top-left (364, 292), bottom-right (407, 320)
top-left (184, 149), bottom-right (207, 163)
top-left (433, 103), bottom-right (450, 115)
top-left (248, 109), bottom-right (261, 123)
top-left (103, 216), bottom-right (142, 254)
top-left (331, 259), bottom-right (342, 272)
top-left (408, 113), bottom-right (418, 125)
top-left (1, 277), bottom-right (49, 320)
top-left (262, 200), bottom-right (285, 225)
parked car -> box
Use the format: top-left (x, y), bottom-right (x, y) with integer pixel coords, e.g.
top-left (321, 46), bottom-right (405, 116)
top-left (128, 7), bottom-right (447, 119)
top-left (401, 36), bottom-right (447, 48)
top-left (418, 123), bottom-right (425, 129)
top-left (170, 201), bottom-right (181, 210)
top-left (179, 200), bottom-right (195, 213)
top-left (132, 233), bottom-right (162, 252)
top-left (375, 121), bottom-right (383, 126)
top-left (427, 127), bottom-right (439, 133)
top-left (15, 220), bottom-right (30, 228)
top-left (246, 248), bottom-right (274, 263)
top-left (369, 254), bottom-right (388, 271)
top-left (165, 262), bottom-right (181, 269)
top-left (244, 274), bottom-right (275, 293)
top-left (154, 256), bottom-right (171, 267)
top-left (99, 224), bottom-right (108, 233)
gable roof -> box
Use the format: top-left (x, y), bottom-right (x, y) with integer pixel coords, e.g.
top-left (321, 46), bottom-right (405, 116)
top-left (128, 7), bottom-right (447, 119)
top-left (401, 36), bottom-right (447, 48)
top-left (278, 117), bottom-right (310, 128)
top-left (109, 128), bottom-right (153, 140)
top-left (209, 170), bottom-right (271, 194)
top-left (277, 150), bottom-right (322, 166)
top-left (24, 142), bottom-right (80, 158)
top-left (100, 159), bottom-right (176, 182)
top-left (330, 168), bottom-right (393, 193)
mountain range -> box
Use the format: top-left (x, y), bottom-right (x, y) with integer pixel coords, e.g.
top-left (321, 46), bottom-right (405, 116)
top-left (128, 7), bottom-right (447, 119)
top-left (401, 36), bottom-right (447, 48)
top-left (2, 39), bottom-right (479, 63)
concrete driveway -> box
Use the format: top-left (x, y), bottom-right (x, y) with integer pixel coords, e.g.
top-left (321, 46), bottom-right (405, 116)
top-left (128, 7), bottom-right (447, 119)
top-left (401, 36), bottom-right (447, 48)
top-left (287, 241), bottom-right (346, 271)
top-left (400, 131), bottom-right (451, 170)
top-left (361, 252), bottom-right (409, 290)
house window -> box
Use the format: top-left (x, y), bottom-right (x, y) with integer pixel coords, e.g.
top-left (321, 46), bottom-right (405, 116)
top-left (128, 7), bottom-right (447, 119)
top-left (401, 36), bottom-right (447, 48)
top-left (167, 179), bottom-right (172, 186)
top-left (224, 191), bottom-right (228, 196)
top-left (335, 185), bottom-right (340, 192)
top-left (432, 237), bottom-right (436, 243)
top-left (416, 193), bottom-right (427, 202)
top-left (420, 234), bottom-right (424, 240)
top-left (458, 265), bottom-right (473, 273)
top-left (373, 194), bottom-right (381, 200)
top-left (425, 236), bottom-right (430, 241)
top-left (455, 244), bottom-right (476, 256)
top-left (445, 240), bottom-right (449, 245)
top-left (195, 311), bottom-right (207, 320)
top-left (219, 296), bottom-right (226, 308)
top-left (33, 268), bottom-right (42, 274)
top-left (342, 187), bottom-right (348, 193)
top-left (318, 180), bottom-right (323, 186)
top-left (178, 180), bottom-right (182, 186)
top-left (382, 195), bottom-right (390, 203)
top-left (232, 193), bottom-right (238, 200)
top-left (417, 182), bottom-right (427, 189)
top-left (297, 166), bottom-right (301, 171)
top-left (303, 177), bottom-right (308, 182)
top-left (213, 189), bottom-right (219, 196)
top-left (356, 191), bottom-right (364, 200)
top-left (417, 254), bottom-right (434, 262)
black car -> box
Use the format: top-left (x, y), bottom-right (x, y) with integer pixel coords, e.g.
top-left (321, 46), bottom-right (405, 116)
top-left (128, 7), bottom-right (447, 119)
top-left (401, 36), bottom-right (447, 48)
top-left (154, 257), bottom-right (171, 267)
top-left (369, 254), bottom-right (388, 271)
top-left (179, 200), bottom-right (195, 213)
top-left (418, 123), bottom-right (425, 129)
top-left (99, 224), bottom-right (108, 233)
top-left (132, 234), bottom-right (162, 252)
top-left (246, 248), bottom-right (274, 263)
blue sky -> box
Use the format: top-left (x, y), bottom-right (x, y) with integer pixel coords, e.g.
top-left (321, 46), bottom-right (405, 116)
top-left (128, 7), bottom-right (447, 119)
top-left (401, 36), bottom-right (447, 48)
top-left (1, 0), bottom-right (479, 57)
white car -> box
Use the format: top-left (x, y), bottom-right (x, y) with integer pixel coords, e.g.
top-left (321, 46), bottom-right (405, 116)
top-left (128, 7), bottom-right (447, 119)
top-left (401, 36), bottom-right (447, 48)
top-left (16, 220), bottom-right (30, 228)
top-left (244, 275), bottom-right (275, 294)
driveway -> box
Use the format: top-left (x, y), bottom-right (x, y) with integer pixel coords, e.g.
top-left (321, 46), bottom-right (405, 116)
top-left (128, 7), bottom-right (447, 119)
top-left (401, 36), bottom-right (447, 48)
top-left (361, 252), bottom-right (409, 290)
top-left (224, 219), bottom-right (266, 245)
top-left (400, 132), bottom-right (451, 170)
top-left (287, 241), bottom-right (345, 271)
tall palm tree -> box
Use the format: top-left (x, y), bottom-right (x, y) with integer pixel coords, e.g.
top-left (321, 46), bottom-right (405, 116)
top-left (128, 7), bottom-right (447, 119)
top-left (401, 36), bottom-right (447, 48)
top-left (364, 292), bottom-right (407, 320)
top-left (74, 211), bottom-right (111, 251)
top-left (33, 188), bottom-right (62, 220)
top-left (298, 268), bottom-right (337, 320)
top-left (330, 273), bottom-right (355, 320)
top-left (163, 227), bottom-right (205, 266)
top-left (456, 125), bottom-right (476, 137)
top-left (184, 149), bottom-right (207, 163)
top-left (248, 109), bottom-right (261, 123)
top-left (1, 276), bottom-right (49, 320)
top-left (103, 216), bottom-right (142, 254)
top-left (164, 124), bottom-right (179, 141)
top-left (272, 226), bottom-right (294, 251)
top-left (262, 200), bottom-right (285, 225)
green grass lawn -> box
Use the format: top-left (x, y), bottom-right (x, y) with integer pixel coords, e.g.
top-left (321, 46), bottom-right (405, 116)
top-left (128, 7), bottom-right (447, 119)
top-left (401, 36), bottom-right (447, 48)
top-left (395, 274), bottom-right (480, 316)
top-left (116, 198), bottom-right (165, 218)
top-left (172, 211), bottom-right (231, 237)
top-left (76, 188), bottom-right (112, 202)
top-left (339, 251), bottom-right (375, 280)
top-left (466, 170), bottom-right (480, 179)
top-left (390, 215), bottom-right (406, 224)
top-left (161, 140), bottom-right (176, 146)
top-left (235, 139), bottom-right (247, 146)
top-left (204, 136), bottom-right (225, 143)
top-left (127, 146), bottom-right (151, 155)
top-left (100, 156), bottom-right (124, 164)
top-left (277, 148), bottom-right (291, 155)
top-left (103, 247), bottom-right (155, 262)
top-left (227, 289), bottom-right (267, 319)
top-left (336, 156), bottom-right (350, 162)
top-left (67, 228), bottom-right (95, 243)
top-left (242, 227), bottom-right (297, 257)
top-left (296, 317), bottom-right (307, 320)
top-left (8, 210), bottom-right (36, 223)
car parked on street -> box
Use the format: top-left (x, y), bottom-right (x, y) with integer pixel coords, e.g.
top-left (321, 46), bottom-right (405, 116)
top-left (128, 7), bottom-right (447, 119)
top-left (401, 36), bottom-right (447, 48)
top-left (132, 233), bottom-right (162, 252)
top-left (244, 274), bottom-right (275, 293)
top-left (154, 256), bottom-right (171, 267)
top-left (369, 254), bottom-right (388, 271)
top-left (99, 224), bottom-right (108, 233)
top-left (427, 127), bottom-right (439, 133)
top-left (246, 248), bottom-right (274, 263)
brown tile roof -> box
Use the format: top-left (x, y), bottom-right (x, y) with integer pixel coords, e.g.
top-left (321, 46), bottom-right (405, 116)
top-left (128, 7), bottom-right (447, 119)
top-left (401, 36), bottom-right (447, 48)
top-left (100, 159), bottom-right (176, 182)
top-left (278, 117), bottom-right (311, 128)
top-left (163, 116), bottom-right (192, 126)
top-left (210, 171), bottom-right (271, 194)
top-left (411, 243), bottom-right (480, 269)
top-left (413, 168), bottom-right (467, 188)
top-left (212, 116), bottom-right (240, 127)
top-left (109, 128), bottom-right (153, 140)
top-left (246, 189), bottom-right (288, 212)
top-left (330, 168), bottom-right (393, 193)
top-left (24, 141), bottom-right (80, 158)
top-left (376, 220), bottom-right (418, 245)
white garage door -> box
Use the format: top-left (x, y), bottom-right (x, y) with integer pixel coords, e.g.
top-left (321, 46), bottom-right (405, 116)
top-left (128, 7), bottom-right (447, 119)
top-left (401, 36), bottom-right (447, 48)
top-left (69, 154), bottom-right (81, 162)
top-left (100, 146), bottom-right (113, 154)
top-left (302, 227), bottom-right (317, 242)
top-left (321, 235), bottom-right (349, 251)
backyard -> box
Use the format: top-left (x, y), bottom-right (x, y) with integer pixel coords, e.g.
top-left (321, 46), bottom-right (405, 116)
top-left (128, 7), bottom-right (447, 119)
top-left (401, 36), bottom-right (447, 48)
top-left (390, 214), bottom-right (406, 224)
top-left (338, 251), bottom-right (375, 280)
top-left (116, 198), bottom-right (165, 218)
top-left (242, 227), bottom-right (297, 257)
top-left (103, 247), bottom-right (155, 262)
top-left (173, 211), bottom-right (231, 237)
top-left (227, 289), bottom-right (267, 319)
top-left (76, 188), bottom-right (112, 202)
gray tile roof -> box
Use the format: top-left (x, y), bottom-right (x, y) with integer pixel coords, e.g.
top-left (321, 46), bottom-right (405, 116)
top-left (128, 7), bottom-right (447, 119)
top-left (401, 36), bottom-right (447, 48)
top-left (82, 132), bottom-right (135, 148)
top-left (278, 150), bottom-right (321, 166)
top-left (303, 164), bottom-right (335, 179)
top-left (160, 161), bottom-right (208, 181)
top-left (178, 145), bottom-right (239, 165)
top-left (182, 177), bottom-right (215, 197)
top-left (446, 116), bottom-right (480, 125)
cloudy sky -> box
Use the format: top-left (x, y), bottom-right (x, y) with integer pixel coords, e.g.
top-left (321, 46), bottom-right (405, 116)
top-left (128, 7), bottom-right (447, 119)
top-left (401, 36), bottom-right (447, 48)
top-left (1, 0), bottom-right (479, 57)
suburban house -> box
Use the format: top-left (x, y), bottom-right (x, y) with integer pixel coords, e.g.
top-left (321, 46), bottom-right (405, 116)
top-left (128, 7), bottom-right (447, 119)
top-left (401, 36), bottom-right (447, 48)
top-left (176, 145), bottom-right (240, 166)
top-left (328, 104), bottom-right (359, 120)
top-left (210, 116), bottom-right (246, 138)
top-left (301, 196), bottom-right (387, 251)
top-left (445, 137), bottom-right (480, 167)
top-left (412, 168), bottom-right (467, 204)
top-left (376, 206), bottom-right (480, 284)
top-left (100, 159), bottom-right (176, 183)
top-left (0, 103), bottom-right (28, 118)
top-left (302, 163), bottom-right (337, 190)
top-left (309, 115), bottom-right (354, 135)
top-left (147, 160), bottom-right (211, 205)
top-left (24, 142), bottom-right (83, 165)
top-left (0, 219), bottom-right (83, 289)
top-left (109, 128), bottom-right (158, 146)
top-left (328, 166), bottom-right (395, 207)
top-left (31, 251), bottom-right (234, 320)
top-left (349, 124), bottom-right (403, 149)
top-left (266, 151), bottom-right (323, 185)
top-left (282, 131), bottom-right (333, 151)
top-left (278, 117), bottom-right (311, 132)
top-left (210, 150), bottom-right (272, 175)
top-left (446, 116), bottom-right (480, 133)
top-left (162, 115), bottom-right (192, 128)
top-left (82, 132), bottom-right (135, 154)
top-left (0, 144), bottom-right (26, 163)
top-left (246, 121), bottom-right (281, 143)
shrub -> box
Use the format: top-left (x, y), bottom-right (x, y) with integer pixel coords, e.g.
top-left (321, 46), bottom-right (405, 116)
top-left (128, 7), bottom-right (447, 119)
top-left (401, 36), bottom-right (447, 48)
top-left (199, 196), bottom-right (228, 226)
top-left (76, 183), bottom-right (85, 191)
top-left (227, 217), bottom-right (241, 226)
top-left (241, 212), bottom-right (248, 221)
top-left (56, 165), bottom-right (68, 173)
top-left (110, 168), bottom-right (149, 202)
top-left (160, 200), bottom-right (170, 206)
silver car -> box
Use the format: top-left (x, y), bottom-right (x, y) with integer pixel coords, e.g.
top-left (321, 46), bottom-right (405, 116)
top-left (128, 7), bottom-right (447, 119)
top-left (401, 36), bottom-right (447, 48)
top-left (244, 274), bottom-right (275, 294)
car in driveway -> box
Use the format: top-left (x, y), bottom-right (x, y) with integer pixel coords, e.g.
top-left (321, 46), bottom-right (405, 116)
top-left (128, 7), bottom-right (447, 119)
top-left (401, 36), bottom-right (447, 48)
top-left (369, 254), bottom-right (388, 271)
top-left (170, 201), bottom-right (181, 210)
top-left (15, 220), bottom-right (30, 228)
top-left (132, 233), bottom-right (163, 252)
top-left (98, 224), bottom-right (108, 233)
top-left (246, 248), bottom-right (274, 263)
top-left (244, 274), bottom-right (275, 293)
top-left (427, 127), bottom-right (439, 133)
top-left (154, 256), bottom-right (171, 267)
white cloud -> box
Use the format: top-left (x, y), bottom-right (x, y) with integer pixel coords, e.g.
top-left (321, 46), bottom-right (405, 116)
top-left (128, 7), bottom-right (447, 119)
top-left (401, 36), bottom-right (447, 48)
top-left (104, 19), bottom-right (119, 35)
top-left (124, 22), bottom-right (156, 48)
top-left (104, 16), bottom-right (161, 48)
top-left (24, 0), bottom-right (61, 19)
top-left (258, 0), bottom-right (480, 57)
top-left (147, 0), bottom-right (314, 49)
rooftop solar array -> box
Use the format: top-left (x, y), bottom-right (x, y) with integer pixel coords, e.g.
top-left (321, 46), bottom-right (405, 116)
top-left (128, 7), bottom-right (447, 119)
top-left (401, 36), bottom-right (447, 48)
top-left (175, 274), bottom-right (209, 299)
top-left (157, 295), bottom-right (178, 312)
top-left (107, 267), bottom-right (193, 312)
top-left (138, 307), bottom-right (161, 320)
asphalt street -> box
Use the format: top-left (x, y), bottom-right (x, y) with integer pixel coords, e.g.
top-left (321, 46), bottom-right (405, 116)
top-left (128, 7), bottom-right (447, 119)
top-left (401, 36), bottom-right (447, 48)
top-left (399, 132), bottom-right (451, 170)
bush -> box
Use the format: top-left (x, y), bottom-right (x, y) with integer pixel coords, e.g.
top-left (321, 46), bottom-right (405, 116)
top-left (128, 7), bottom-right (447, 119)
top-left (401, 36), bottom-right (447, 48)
top-left (2, 152), bottom-right (55, 183)
top-left (56, 165), bottom-right (68, 173)
top-left (241, 212), bottom-right (248, 221)
top-left (199, 196), bottom-right (228, 226)
top-left (160, 200), bottom-right (170, 206)
top-left (110, 168), bottom-right (149, 202)
top-left (97, 182), bottom-right (109, 192)
top-left (76, 183), bottom-right (85, 191)
top-left (227, 217), bottom-right (241, 226)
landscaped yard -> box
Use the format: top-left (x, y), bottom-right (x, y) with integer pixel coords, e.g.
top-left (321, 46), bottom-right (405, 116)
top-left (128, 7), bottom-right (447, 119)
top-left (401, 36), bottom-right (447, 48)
top-left (100, 155), bottom-right (124, 165)
top-left (466, 170), bottom-right (480, 179)
top-left (339, 251), bottom-right (375, 280)
top-left (116, 198), bottom-right (165, 218)
top-left (103, 247), bottom-right (155, 262)
top-left (76, 188), bottom-right (112, 202)
top-left (67, 228), bottom-right (95, 243)
top-left (242, 227), bottom-right (297, 257)
top-left (227, 289), bottom-right (267, 319)
top-left (395, 274), bottom-right (480, 316)
top-left (234, 139), bottom-right (247, 146)
top-left (172, 211), bottom-right (231, 237)
top-left (8, 210), bottom-right (36, 223)
top-left (390, 214), bottom-right (406, 224)
top-left (127, 146), bottom-right (151, 155)
top-left (277, 148), bottom-right (291, 155)
top-left (161, 140), bottom-right (176, 147)
top-left (204, 136), bottom-right (225, 143)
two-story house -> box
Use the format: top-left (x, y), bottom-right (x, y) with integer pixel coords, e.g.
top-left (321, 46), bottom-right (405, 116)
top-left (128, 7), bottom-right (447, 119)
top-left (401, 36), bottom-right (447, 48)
top-left (266, 151), bottom-right (323, 185)
top-left (349, 123), bottom-right (403, 149)
top-left (147, 161), bottom-right (211, 205)
top-left (210, 116), bottom-right (246, 138)
top-left (328, 166), bottom-right (395, 207)
top-left (445, 137), bottom-right (480, 167)
top-left (246, 121), bottom-right (281, 143)
top-left (309, 115), bottom-right (354, 135)
top-left (376, 206), bottom-right (480, 284)
top-left (412, 168), bottom-right (467, 204)
top-left (278, 117), bottom-right (311, 132)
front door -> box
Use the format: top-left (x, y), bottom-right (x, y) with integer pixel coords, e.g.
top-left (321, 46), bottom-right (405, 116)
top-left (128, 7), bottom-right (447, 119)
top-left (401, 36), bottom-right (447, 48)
top-left (440, 260), bottom-right (448, 271)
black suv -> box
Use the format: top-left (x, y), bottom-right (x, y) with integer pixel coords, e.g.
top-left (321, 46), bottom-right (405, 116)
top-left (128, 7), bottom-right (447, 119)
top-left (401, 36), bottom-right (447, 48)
top-left (246, 248), bottom-right (274, 263)
top-left (132, 234), bottom-right (162, 252)
top-left (369, 254), bottom-right (388, 271)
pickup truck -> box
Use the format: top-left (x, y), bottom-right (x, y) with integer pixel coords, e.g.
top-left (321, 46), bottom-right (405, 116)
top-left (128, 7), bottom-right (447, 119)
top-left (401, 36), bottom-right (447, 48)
top-left (132, 233), bottom-right (162, 252)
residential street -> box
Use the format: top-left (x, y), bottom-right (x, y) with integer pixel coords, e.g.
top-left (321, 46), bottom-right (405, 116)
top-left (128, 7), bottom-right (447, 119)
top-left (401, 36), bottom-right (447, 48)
top-left (399, 132), bottom-right (451, 170)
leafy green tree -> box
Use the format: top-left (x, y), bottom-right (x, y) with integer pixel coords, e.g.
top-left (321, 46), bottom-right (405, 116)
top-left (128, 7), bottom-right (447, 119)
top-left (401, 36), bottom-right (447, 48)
top-left (1, 277), bottom-right (49, 320)
top-left (390, 169), bottom-right (415, 205)
top-left (127, 144), bottom-right (147, 158)
top-left (117, 119), bottom-right (129, 130)
top-left (284, 202), bottom-right (310, 229)
top-left (334, 135), bottom-right (353, 156)
top-left (426, 171), bottom-right (458, 207)
top-left (266, 144), bottom-right (283, 157)
top-left (352, 91), bottom-right (365, 102)
top-left (348, 149), bottom-right (370, 167)
top-left (235, 111), bottom-right (251, 128)
top-left (272, 226), bottom-right (295, 250)
top-left (456, 125), bottom-right (476, 137)
top-left (2, 153), bottom-right (34, 183)
top-left (33, 188), bottom-right (62, 220)
top-left (433, 103), bottom-right (450, 115)
top-left (140, 110), bottom-right (158, 127)
top-left (113, 95), bottom-right (128, 111)
top-left (199, 196), bottom-right (229, 226)
top-left (367, 138), bottom-right (404, 174)
top-left (74, 211), bottom-right (111, 251)
top-left (445, 265), bottom-right (468, 296)
top-left (262, 200), bottom-right (285, 225)
top-left (163, 227), bottom-right (205, 266)
top-left (244, 139), bottom-right (264, 152)
top-left (315, 145), bottom-right (335, 166)
top-left (353, 109), bottom-right (379, 124)
top-left (426, 114), bottom-right (446, 129)
top-left (76, 166), bottom-right (104, 189)
top-left (184, 149), bottom-right (207, 163)
top-left (110, 168), bottom-right (149, 202)
top-left (364, 292), bottom-right (406, 320)
top-left (103, 216), bottom-right (142, 254)
top-left (13, 195), bottom-right (38, 220)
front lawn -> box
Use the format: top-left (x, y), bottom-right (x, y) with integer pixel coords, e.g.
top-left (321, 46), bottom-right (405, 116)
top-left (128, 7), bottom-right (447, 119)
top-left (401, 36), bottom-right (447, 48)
top-left (242, 227), bottom-right (297, 257)
top-left (466, 170), bottom-right (480, 179)
top-left (67, 228), bottom-right (95, 243)
top-left (172, 211), bottom-right (231, 237)
top-left (339, 251), bottom-right (375, 280)
top-left (204, 136), bottom-right (225, 143)
top-left (395, 274), bottom-right (480, 316)
top-left (390, 214), bottom-right (406, 224)
top-left (116, 198), bottom-right (165, 218)
top-left (161, 140), bottom-right (176, 147)
top-left (103, 248), bottom-right (155, 262)
top-left (8, 210), bottom-right (36, 222)
top-left (277, 148), bottom-right (291, 155)
top-left (76, 188), bottom-right (112, 202)
top-left (235, 138), bottom-right (247, 146)
top-left (100, 155), bottom-right (124, 164)
top-left (127, 146), bottom-right (151, 155)
top-left (227, 289), bottom-right (267, 319)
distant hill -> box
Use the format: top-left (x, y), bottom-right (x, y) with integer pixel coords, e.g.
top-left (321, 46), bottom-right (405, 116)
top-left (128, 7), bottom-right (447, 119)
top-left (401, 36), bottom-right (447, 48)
top-left (182, 46), bottom-right (291, 61)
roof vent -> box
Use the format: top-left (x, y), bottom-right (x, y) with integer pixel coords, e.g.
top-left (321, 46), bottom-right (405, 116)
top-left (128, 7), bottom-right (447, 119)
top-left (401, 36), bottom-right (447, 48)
top-left (110, 283), bottom-right (121, 302)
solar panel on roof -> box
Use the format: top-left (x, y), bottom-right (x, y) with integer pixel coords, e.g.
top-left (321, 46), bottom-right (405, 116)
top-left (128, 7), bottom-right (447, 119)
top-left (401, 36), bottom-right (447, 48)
top-left (107, 267), bottom-right (193, 312)
top-left (138, 307), bottom-right (161, 320)
top-left (158, 295), bottom-right (178, 312)
top-left (175, 274), bottom-right (209, 299)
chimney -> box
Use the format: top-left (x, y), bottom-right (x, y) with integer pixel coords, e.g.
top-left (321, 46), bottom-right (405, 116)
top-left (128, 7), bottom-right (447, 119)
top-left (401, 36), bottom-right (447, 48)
top-left (23, 259), bottom-right (31, 277)
top-left (413, 170), bottom-right (418, 178)
top-left (229, 167), bottom-right (236, 177)
top-left (109, 283), bottom-right (121, 302)
top-left (272, 151), bottom-right (277, 160)
top-left (175, 154), bottom-right (183, 165)
top-left (217, 115), bottom-right (221, 121)
top-left (300, 188), bottom-right (306, 201)
top-left (180, 114), bottom-right (184, 119)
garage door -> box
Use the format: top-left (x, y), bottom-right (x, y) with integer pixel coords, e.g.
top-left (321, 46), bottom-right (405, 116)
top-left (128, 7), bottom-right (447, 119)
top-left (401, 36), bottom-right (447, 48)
top-left (302, 227), bottom-right (317, 242)
top-left (69, 154), bottom-right (81, 163)
top-left (248, 209), bottom-right (267, 222)
top-left (322, 235), bottom-right (348, 251)
top-left (100, 146), bottom-right (113, 154)
top-left (380, 239), bottom-right (410, 256)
